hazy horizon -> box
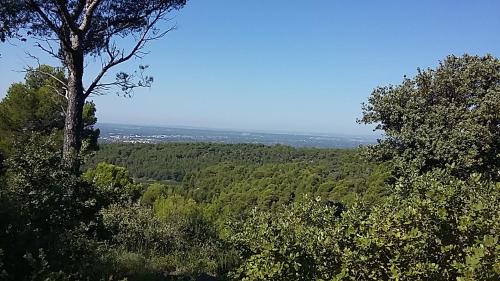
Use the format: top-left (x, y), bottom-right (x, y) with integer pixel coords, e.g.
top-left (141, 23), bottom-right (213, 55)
top-left (97, 121), bottom-right (381, 138)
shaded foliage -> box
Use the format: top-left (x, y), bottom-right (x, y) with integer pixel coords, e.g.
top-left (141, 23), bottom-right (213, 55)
top-left (102, 199), bottom-right (235, 280)
top-left (0, 135), bottom-right (105, 280)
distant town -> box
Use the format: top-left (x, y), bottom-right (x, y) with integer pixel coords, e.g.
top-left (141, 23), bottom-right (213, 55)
top-left (98, 123), bottom-right (379, 148)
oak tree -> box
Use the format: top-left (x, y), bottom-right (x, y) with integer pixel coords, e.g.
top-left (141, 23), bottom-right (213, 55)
top-left (360, 55), bottom-right (500, 181)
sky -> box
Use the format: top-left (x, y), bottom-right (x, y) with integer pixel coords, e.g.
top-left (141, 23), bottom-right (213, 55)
top-left (1, 0), bottom-right (500, 135)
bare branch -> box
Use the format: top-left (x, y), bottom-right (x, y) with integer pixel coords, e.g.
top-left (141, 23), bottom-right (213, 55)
top-left (34, 39), bottom-right (61, 60)
top-left (88, 65), bottom-right (153, 97)
top-left (21, 52), bottom-right (69, 95)
top-left (84, 12), bottom-right (174, 98)
top-left (46, 84), bottom-right (69, 115)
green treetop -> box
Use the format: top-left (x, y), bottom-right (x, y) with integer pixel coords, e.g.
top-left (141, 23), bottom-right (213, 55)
top-left (360, 54), bottom-right (500, 181)
top-left (0, 65), bottom-right (99, 156)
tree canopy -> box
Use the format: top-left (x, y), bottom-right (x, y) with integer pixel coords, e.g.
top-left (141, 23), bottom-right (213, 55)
top-left (360, 54), bottom-right (500, 181)
top-left (0, 65), bottom-right (99, 155)
top-left (1, 0), bottom-right (186, 57)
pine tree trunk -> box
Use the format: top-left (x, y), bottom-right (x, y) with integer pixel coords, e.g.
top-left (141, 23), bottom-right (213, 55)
top-left (62, 44), bottom-right (85, 172)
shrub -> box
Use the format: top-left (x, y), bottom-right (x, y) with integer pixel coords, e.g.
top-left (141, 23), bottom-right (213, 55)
top-left (0, 134), bottom-right (104, 280)
top-left (230, 172), bottom-right (500, 280)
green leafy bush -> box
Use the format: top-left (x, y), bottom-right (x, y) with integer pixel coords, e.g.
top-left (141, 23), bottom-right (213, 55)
top-left (102, 199), bottom-right (235, 280)
top-left (83, 162), bottom-right (144, 203)
top-left (229, 197), bottom-right (342, 280)
top-left (141, 183), bottom-right (173, 206)
top-left (230, 172), bottom-right (500, 280)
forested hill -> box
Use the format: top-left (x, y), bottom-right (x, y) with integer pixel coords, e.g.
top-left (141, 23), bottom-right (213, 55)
top-left (86, 142), bottom-right (391, 207)
top-left (87, 143), bottom-right (386, 178)
top-left (87, 142), bottom-right (362, 181)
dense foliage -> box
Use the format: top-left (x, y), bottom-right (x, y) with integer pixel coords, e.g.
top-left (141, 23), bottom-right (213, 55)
top-left (87, 143), bottom-right (391, 222)
top-left (101, 200), bottom-right (231, 279)
top-left (185, 160), bottom-right (388, 223)
top-left (0, 135), bottom-right (105, 280)
top-left (0, 65), bottom-right (100, 156)
top-left (87, 143), bottom-right (352, 181)
top-left (0, 136), bottom-right (232, 280)
top-left (231, 173), bottom-right (499, 280)
top-left (359, 55), bottom-right (500, 181)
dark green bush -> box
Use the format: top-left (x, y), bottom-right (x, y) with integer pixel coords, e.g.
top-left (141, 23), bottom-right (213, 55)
top-left (0, 134), bottom-right (105, 280)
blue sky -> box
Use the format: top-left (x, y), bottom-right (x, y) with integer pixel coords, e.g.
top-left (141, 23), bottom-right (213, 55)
top-left (1, 0), bottom-right (500, 135)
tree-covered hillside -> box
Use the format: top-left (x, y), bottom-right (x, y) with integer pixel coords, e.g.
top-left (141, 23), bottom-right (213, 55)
top-left (87, 143), bottom-right (391, 210)
top-left (86, 143), bottom-right (361, 181)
